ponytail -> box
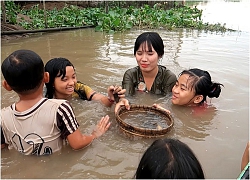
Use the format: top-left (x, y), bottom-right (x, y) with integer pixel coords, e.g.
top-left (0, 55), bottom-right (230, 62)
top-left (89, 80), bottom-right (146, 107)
top-left (208, 83), bottom-right (224, 98)
top-left (180, 68), bottom-right (224, 104)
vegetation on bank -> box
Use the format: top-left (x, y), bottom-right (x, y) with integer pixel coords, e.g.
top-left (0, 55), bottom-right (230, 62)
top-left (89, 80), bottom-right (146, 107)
top-left (2, 1), bottom-right (235, 33)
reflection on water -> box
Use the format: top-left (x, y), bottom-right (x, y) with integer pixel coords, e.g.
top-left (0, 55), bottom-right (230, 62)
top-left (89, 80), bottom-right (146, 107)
top-left (1, 1), bottom-right (249, 179)
top-left (122, 111), bottom-right (169, 129)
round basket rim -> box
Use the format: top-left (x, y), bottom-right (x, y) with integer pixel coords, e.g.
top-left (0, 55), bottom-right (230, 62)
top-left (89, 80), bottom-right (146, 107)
top-left (115, 104), bottom-right (174, 137)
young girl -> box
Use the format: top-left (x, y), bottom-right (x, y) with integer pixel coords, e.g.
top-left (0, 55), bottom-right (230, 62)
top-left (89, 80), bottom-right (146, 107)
top-left (45, 57), bottom-right (127, 107)
top-left (153, 68), bottom-right (223, 112)
top-left (122, 32), bottom-right (177, 96)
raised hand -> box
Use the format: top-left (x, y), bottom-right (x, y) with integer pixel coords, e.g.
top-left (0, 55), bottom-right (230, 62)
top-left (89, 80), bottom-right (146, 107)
top-left (91, 115), bottom-right (111, 138)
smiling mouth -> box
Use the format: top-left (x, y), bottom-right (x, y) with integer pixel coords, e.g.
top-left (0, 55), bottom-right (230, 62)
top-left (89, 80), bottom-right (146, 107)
top-left (66, 87), bottom-right (74, 92)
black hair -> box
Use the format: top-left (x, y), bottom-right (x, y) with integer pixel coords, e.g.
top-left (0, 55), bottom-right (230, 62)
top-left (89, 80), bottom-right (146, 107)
top-left (180, 68), bottom-right (224, 104)
top-left (1, 49), bottom-right (44, 94)
top-left (44, 57), bottom-right (74, 99)
top-left (135, 138), bottom-right (205, 179)
top-left (134, 32), bottom-right (164, 58)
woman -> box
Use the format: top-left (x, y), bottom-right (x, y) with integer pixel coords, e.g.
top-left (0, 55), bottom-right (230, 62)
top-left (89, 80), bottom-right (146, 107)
top-left (135, 138), bottom-right (205, 179)
top-left (45, 57), bottom-right (128, 107)
top-left (122, 32), bottom-right (177, 96)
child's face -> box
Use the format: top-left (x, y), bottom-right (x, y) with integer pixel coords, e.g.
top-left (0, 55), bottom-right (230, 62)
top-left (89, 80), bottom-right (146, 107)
top-left (171, 74), bottom-right (197, 106)
top-left (135, 42), bottom-right (159, 72)
top-left (54, 66), bottom-right (77, 99)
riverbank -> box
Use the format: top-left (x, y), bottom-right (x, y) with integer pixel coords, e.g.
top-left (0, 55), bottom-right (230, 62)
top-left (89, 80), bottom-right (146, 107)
top-left (1, 2), bottom-right (71, 41)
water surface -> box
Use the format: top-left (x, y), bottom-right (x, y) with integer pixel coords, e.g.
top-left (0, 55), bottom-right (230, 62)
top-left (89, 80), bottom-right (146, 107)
top-left (1, 0), bottom-right (249, 179)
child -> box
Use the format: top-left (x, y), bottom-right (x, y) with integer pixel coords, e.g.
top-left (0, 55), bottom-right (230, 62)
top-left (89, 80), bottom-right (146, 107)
top-left (153, 68), bottom-right (223, 111)
top-left (135, 138), bottom-right (205, 179)
top-left (44, 57), bottom-right (127, 106)
top-left (1, 49), bottom-right (110, 155)
top-left (122, 32), bottom-right (177, 96)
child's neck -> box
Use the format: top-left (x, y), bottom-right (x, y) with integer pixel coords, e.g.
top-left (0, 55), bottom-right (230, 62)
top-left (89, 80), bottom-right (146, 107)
top-left (15, 89), bottom-right (44, 112)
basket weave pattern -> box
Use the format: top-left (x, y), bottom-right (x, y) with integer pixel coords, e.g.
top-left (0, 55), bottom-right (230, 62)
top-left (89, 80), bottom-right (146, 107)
top-left (115, 105), bottom-right (174, 137)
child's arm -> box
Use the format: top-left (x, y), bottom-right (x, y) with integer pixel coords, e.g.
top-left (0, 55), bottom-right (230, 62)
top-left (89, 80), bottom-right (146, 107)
top-left (67, 115), bottom-right (110, 150)
top-left (58, 101), bottom-right (110, 150)
top-left (241, 141), bottom-right (250, 171)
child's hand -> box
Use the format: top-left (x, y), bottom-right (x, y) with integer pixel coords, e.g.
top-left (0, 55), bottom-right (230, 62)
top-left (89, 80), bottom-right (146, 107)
top-left (107, 85), bottom-right (126, 103)
top-left (152, 103), bottom-right (171, 114)
top-left (92, 115), bottom-right (111, 138)
top-left (114, 98), bottom-right (130, 114)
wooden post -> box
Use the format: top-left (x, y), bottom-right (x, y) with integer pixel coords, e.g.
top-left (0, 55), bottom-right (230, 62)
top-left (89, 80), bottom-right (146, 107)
top-left (1, 0), bottom-right (6, 23)
top-left (104, 1), bottom-right (108, 14)
top-left (43, 0), bottom-right (47, 28)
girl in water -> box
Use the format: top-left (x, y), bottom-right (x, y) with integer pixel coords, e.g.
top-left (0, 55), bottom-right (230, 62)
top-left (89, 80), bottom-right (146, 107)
top-left (45, 57), bottom-right (128, 107)
top-left (153, 68), bottom-right (223, 112)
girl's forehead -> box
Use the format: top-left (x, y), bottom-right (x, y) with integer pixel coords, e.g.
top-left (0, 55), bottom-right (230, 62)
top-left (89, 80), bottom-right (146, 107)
top-left (65, 66), bottom-right (75, 74)
top-left (179, 74), bottom-right (190, 82)
top-left (138, 41), bottom-right (154, 51)
top-left (179, 74), bottom-right (194, 89)
top-left (66, 66), bottom-right (74, 71)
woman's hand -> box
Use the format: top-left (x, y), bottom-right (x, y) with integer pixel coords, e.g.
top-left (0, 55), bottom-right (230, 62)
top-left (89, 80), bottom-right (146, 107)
top-left (114, 98), bottom-right (130, 114)
top-left (152, 103), bottom-right (171, 114)
top-left (107, 85), bottom-right (126, 103)
top-left (92, 115), bottom-right (111, 138)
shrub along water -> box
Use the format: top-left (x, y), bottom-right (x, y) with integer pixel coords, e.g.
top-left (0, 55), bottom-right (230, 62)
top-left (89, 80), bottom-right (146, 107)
top-left (3, 1), bottom-right (234, 33)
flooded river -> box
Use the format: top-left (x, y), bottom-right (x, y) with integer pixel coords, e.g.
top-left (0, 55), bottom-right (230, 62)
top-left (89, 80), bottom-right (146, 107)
top-left (1, 0), bottom-right (249, 179)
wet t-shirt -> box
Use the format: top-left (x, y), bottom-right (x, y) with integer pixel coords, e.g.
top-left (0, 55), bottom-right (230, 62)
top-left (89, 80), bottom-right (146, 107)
top-left (73, 81), bottom-right (96, 100)
top-left (122, 65), bottom-right (177, 96)
top-left (1, 98), bottom-right (79, 155)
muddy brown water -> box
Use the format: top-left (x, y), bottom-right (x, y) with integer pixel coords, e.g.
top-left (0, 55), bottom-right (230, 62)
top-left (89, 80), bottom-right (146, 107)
top-left (1, 1), bottom-right (249, 179)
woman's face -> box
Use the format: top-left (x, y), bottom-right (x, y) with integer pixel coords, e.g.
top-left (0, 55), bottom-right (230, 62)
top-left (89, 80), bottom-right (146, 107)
top-left (135, 42), bottom-right (160, 72)
top-left (54, 66), bottom-right (77, 99)
top-left (172, 74), bottom-right (197, 106)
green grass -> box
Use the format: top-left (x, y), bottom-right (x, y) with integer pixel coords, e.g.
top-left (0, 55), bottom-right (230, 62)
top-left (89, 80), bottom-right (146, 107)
top-left (2, 1), bottom-right (235, 33)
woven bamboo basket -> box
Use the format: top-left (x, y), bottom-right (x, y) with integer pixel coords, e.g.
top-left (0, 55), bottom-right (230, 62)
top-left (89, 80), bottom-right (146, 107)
top-left (115, 104), bottom-right (174, 138)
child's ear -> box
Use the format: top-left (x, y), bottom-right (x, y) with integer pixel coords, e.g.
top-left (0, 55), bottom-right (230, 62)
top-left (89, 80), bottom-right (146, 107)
top-left (194, 95), bottom-right (203, 104)
top-left (2, 80), bottom-right (12, 91)
top-left (44, 72), bottom-right (49, 83)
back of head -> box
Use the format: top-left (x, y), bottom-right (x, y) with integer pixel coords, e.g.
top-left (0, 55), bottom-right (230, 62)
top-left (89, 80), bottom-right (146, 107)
top-left (1, 49), bottom-right (44, 94)
top-left (135, 138), bottom-right (204, 179)
top-left (44, 57), bottom-right (74, 98)
top-left (181, 68), bottom-right (223, 103)
top-left (134, 32), bottom-right (164, 57)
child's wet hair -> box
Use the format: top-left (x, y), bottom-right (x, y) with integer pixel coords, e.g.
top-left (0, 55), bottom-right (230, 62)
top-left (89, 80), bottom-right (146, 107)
top-left (180, 68), bottom-right (223, 103)
top-left (45, 57), bottom-right (74, 98)
top-left (135, 138), bottom-right (205, 179)
top-left (1, 49), bottom-right (44, 94)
